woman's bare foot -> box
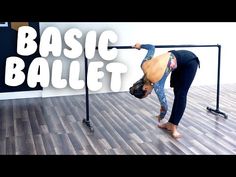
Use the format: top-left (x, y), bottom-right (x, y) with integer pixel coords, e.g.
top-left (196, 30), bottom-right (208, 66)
top-left (158, 122), bottom-right (182, 139)
top-left (157, 122), bottom-right (172, 131)
top-left (172, 130), bottom-right (181, 139)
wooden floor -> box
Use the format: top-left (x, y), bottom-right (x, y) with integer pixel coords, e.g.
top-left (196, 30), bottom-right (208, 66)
top-left (0, 84), bottom-right (236, 155)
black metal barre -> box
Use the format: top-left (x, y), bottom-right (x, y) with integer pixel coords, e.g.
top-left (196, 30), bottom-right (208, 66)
top-left (83, 44), bottom-right (228, 132)
top-left (106, 44), bottom-right (220, 49)
top-left (95, 44), bottom-right (220, 50)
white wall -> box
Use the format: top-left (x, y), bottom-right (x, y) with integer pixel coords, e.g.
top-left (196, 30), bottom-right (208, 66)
top-left (39, 22), bottom-right (236, 97)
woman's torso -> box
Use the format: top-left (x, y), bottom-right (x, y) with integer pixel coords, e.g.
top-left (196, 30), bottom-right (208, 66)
top-left (142, 52), bottom-right (174, 83)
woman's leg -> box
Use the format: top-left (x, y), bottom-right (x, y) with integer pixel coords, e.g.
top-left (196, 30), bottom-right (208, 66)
top-left (159, 59), bottom-right (198, 138)
top-left (169, 60), bottom-right (198, 125)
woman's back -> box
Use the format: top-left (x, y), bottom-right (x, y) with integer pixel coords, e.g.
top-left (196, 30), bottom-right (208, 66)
top-left (142, 52), bottom-right (171, 83)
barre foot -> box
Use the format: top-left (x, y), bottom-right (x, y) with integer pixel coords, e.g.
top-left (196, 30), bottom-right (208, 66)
top-left (82, 119), bottom-right (94, 132)
top-left (206, 107), bottom-right (228, 119)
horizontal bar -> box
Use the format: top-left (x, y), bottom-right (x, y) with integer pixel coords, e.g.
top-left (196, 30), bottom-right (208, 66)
top-left (105, 44), bottom-right (220, 49)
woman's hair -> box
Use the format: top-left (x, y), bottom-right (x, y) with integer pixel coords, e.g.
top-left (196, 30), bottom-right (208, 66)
top-left (129, 76), bottom-right (147, 99)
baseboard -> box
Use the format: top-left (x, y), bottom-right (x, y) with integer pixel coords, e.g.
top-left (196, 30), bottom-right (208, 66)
top-left (0, 90), bottom-right (42, 100)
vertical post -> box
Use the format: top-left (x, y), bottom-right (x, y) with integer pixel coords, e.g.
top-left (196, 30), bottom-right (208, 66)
top-left (206, 45), bottom-right (227, 118)
top-left (216, 44), bottom-right (221, 111)
top-left (82, 50), bottom-right (94, 132)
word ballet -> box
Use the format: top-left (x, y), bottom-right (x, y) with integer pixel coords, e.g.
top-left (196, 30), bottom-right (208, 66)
top-left (5, 26), bottom-right (127, 92)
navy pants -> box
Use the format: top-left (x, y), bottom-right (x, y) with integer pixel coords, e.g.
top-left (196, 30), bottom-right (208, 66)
top-left (168, 59), bottom-right (199, 125)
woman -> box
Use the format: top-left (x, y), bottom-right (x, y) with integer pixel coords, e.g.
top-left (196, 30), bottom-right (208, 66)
top-left (129, 43), bottom-right (200, 138)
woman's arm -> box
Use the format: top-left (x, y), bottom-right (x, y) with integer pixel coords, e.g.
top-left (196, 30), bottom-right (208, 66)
top-left (134, 43), bottom-right (155, 67)
top-left (141, 44), bottom-right (155, 61)
top-left (153, 70), bottom-right (170, 120)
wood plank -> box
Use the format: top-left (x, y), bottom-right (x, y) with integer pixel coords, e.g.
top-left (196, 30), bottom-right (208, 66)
top-left (33, 134), bottom-right (46, 155)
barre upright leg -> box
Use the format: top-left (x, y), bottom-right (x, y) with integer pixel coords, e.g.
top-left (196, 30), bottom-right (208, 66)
top-left (206, 45), bottom-right (228, 118)
top-left (82, 51), bottom-right (94, 132)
